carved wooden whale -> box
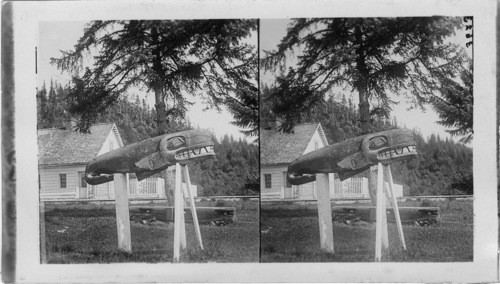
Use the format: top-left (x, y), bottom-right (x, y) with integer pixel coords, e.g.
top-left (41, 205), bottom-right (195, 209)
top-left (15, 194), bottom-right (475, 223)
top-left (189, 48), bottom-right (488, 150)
top-left (287, 128), bottom-right (418, 185)
top-left (85, 129), bottom-right (215, 185)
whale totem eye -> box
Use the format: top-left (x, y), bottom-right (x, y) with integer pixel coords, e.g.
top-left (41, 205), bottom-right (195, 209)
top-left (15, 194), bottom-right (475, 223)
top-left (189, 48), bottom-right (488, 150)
top-left (369, 136), bottom-right (388, 150)
top-left (166, 136), bottom-right (186, 150)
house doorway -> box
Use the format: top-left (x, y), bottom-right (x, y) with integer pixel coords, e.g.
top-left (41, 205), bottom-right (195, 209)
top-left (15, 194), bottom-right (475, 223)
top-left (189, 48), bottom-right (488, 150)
top-left (282, 171), bottom-right (293, 199)
top-left (78, 171), bottom-right (88, 198)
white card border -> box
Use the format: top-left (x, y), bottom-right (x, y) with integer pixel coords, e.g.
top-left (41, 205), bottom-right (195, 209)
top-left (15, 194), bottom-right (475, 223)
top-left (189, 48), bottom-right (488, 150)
top-left (12, 0), bottom-right (498, 282)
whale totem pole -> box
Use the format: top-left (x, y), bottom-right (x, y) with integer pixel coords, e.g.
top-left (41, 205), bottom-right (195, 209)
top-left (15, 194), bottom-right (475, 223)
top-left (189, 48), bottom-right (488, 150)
top-left (287, 128), bottom-right (418, 261)
top-left (85, 129), bottom-right (215, 261)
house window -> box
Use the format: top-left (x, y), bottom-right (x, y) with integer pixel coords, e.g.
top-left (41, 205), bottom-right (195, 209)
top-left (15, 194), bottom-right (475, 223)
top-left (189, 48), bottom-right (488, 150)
top-left (59, 174), bottom-right (67, 189)
top-left (38, 174), bottom-right (41, 189)
top-left (110, 141), bottom-right (114, 151)
top-left (314, 140), bottom-right (319, 149)
top-left (264, 174), bottom-right (272, 189)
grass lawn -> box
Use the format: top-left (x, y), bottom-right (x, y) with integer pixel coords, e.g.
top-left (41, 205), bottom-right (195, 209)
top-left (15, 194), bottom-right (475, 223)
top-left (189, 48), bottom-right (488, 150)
top-left (43, 199), bottom-right (259, 263)
top-left (260, 199), bottom-right (473, 262)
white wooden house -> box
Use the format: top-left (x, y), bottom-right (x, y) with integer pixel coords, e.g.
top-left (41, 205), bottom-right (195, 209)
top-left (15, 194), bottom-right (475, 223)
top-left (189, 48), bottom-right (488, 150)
top-left (37, 122), bottom-right (183, 201)
top-left (260, 123), bottom-right (403, 200)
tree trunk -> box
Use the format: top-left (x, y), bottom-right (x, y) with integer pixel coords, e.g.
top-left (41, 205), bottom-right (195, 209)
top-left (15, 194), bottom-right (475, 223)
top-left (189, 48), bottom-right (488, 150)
top-left (364, 96), bottom-right (376, 206)
top-left (151, 26), bottom-right (175, 206)
top-left (153, 85), bottom-right (174, 206)
top-left (354, 24), bottom-right (376, 205)
top-left (354, 25), bottom-right (371, 135)
top-left (358, 92), bottom-right (370, 134)
top-left (153, 85), bottom-right (168, 136)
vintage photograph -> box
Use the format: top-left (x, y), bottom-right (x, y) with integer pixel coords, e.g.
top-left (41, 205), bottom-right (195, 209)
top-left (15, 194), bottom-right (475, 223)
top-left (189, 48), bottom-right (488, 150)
top-left (6, 0), bottom-right (498, 282)
top-left (37, 19), bottom-right (259, 263)
top-left (260, 17), bottom-right (474, 262)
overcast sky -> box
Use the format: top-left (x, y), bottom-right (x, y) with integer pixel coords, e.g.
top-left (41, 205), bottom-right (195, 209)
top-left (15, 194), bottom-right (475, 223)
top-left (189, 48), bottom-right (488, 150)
top-left (38, 21), bottom-right (255, 142)
top-left (260, 18), bottom-right (473, 142)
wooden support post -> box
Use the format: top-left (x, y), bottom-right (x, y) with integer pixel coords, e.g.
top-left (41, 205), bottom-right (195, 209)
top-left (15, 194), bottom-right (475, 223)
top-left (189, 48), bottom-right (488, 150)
top-left (375, 163), bottom-right (388, 262)
top-left (173, 163), bottom-right (184, 262)
top-left (381, 194), bottom-right (389, 250)
top-left (182, 165), bottom-right (204, 250)
top-left (315, 173), bottom-right (334, 253)
top-left (114, 173), bottom-right (132, 253)
top-left (384, 164), bottom-right (406, 250)
top-left (368, 165), bottom-right (378, 205)
top-left (180, 193), bottom-right (187, 250)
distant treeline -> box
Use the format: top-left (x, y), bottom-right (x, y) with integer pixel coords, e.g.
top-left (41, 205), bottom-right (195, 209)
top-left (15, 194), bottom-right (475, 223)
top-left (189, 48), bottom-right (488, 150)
top-left (262, 86), bottom-right (473, 196)
top-left (36, 80), bottom-right (259, 196)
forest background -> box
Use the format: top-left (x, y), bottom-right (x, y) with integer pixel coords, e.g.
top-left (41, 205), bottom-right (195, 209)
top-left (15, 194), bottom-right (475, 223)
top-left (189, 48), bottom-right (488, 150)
top-left (259, 17), bottom-right (473, 196)
top-left (37, 79), bottom-right (473, 197)
top-left (36, 81), bottom-right (259, 196)
top-left (261, 85), bottom-right (473, 196)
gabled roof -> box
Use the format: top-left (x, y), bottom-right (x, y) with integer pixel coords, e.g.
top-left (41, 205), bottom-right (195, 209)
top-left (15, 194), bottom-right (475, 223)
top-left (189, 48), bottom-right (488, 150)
top-left (261, 123), bottom-right (326, 166)
top-left (38, 123), bottom-right (119, 166)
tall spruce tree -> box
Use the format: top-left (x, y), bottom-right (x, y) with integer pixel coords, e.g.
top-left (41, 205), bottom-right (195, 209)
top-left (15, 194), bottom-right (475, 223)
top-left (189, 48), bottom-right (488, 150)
top-left (225, 76), bottom-right (259, 138)
top-left (51, 20), bottom-right (258, 137)
top-left (262, 17), bottom-right (470, 133)
top-left (432, 59), bottom-right (473, 143)
top-left (51, 20), bottom-right (257, 204)
top-left (262, 17), bottom-right (470, 204)
top-left (36, 82), bottom-right (48, 128)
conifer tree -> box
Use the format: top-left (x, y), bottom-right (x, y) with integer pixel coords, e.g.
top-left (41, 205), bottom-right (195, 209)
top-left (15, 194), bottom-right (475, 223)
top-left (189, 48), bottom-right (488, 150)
top-left (36, 82), bottom-right (48, 128)
top-left (262, 17), bottom-right (470, 133)
top-left (51, 20), bottom-right (258, 137)
top-left (262, 17), bottom-right (471, 203)
top-left (51, 20), bottom-right (258, 204)
top-left (432, 60), bottom-right (473, 143)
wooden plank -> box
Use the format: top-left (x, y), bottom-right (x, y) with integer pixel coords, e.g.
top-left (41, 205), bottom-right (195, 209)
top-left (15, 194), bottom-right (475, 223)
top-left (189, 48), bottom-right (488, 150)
top-left (316, 173), bottom-right (334, 253)
top-left (150, 206), bottom-right (234, 223)
top-left (337, 207), bottom-right (439, 222)
top-left (180, 198), bottom-right (186, 250)
top-left (113, 173), bottom-right (131, 253)
top-left (381, 194), bottom-right (389, 250)
top-left (259, 205), bottom-right (438, 221)
top-left (45, 205), bottom-right (234, 223)
top-left (183, 165), bottom-right (204, 249)
top-left (385, 164), bottom-right (406, 250)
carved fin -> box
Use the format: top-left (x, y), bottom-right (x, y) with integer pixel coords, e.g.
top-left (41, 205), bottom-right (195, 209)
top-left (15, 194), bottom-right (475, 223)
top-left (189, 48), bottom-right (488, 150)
top-left (338, 168), bottom-right (366, 181)
top-left (136, 163), bottom-right (171, 181)
top-left (135, 152), bottom-right (165, 171)
top-left (337, 155), bottom-right (354, 170)
top-left (337, 152), bottom-right (369, 170)
top-left (136, 170), bottom-right (157, 181)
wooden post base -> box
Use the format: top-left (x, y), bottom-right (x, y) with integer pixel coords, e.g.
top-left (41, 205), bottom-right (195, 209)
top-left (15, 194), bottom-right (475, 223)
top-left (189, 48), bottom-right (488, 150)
top-left (316, 173), bottom-right (334, 252)
top-left (375, 163), bottom-right (406, 261)
top-left (173, 163), bottom-right (204, 262)
top-left (114, 173), bottom-right (132, 253)
top-left (173, 163), bottom-right (184, 262)
top-left (375, 163), bottom-right (388, 262)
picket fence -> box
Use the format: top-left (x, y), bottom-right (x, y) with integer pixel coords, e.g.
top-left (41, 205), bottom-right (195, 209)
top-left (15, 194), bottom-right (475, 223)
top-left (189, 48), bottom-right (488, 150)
top-left (40, 176), bottom-right (166, 201)
top-left (129, 177), bottom-right (165, 198)
top-left (261, 176), bottom-right (403, 201)
top-left (331, 177), bottom-right (368, 198)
